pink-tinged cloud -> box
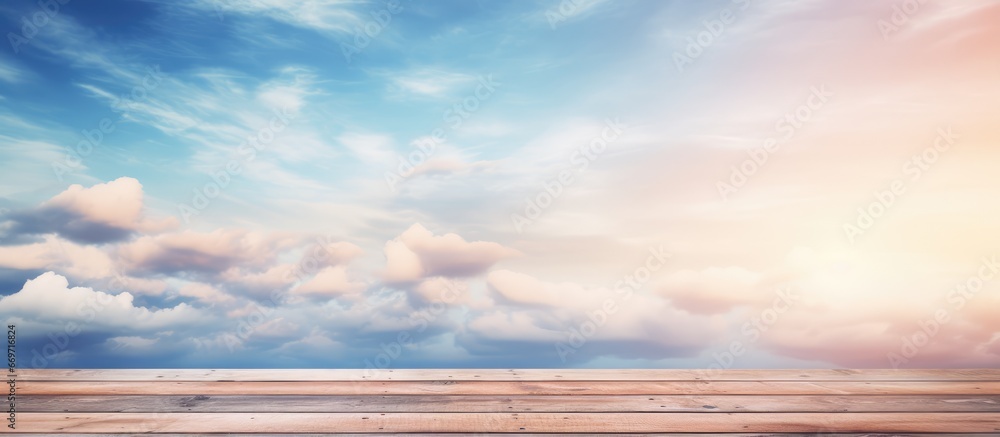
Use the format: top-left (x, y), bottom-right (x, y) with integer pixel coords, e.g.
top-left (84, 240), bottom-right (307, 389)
top-left (178, 282), bottom-right (235, 305)
top-left (0, 235), bottom-right (167, 295)
top-left (487, 269), bottom-right (580, 307)
top-left (117, 229), bottom-right (299, 275)
top-left (653, 266), bottom-right (780, 315)
top-left (296, 240), bottom-right (363, 267)
top-left (237, 239), bottom-right (367, 300)
top-left (464, 269), bottom-right (722, 362)
top-left (8, 177), bottom-right (176, 243)
top-left (217, 263), bottom-right (299, 299)
top-left (293, 265), bottom-right (365, 298)
top-left (412, 276), bottom-right (469, 305)
top-left (759, 298), bottom-right (1000, 369)
top-left (383, 224), bottom-right (519, 283)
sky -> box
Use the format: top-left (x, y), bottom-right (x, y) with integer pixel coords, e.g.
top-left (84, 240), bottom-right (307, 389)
top-left (0, 0), bottom-right (998, 370)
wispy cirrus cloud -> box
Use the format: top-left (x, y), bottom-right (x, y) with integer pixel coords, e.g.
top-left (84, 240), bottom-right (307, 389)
top-left (189, 0), bottom-right (365, 33)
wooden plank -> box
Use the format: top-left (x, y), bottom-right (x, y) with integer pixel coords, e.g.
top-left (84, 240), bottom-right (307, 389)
top-left (13, 412), bottom-right (1000, 433)
top-left (18, 394), bottom-right (1000, 413)
top-left (20, 380), bottom-right (1000, 395)
top-left (16, 369), bottom-right (999, 434)
top-left (21, 431), bottom-right (997, 437)
top-left (17, 368), bottom-right (1000, 381)
top-left (21, 432), bottom-right (997, 437)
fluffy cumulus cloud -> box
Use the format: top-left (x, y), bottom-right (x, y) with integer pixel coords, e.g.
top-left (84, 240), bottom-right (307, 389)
top-left (117, 229), bottom-right (299, 275)
top-left (295, 240), bottom-right (364, 270)
top-left (4, 177), bottom-right (176, 244)
top-left (2, 176), bottom-right (997, 369)
top-left (653, 267), bottom-right (779, 315)
top-left (0, 272), bottom-right (201, 331)
top-left (0, 235), bottom-right (114, 277)
top-left (292, 265), bottom-right (366, 298)
top-left (178, 282), bottom-right (235, 305)
top-left (0, 235), bottom-right (168, 296)
top-left (487, 269), bottom-right (580, 307)
top-left (412, 276), bottom-right (469, 304)
top-left (461, 270), bottom-right (719, 364)
top-left (383, 224), bottom-right (520, 283)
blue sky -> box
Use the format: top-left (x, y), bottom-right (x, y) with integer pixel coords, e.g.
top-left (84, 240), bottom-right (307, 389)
top-left (1, 0), bottom-right (999, 369)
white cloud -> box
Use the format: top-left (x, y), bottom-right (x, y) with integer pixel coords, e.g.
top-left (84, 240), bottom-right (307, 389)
top-left (338, 132), bottom-right (395, 165)
top-left (201, 0), bottom-right (363, 34)
top-left (107, 335), bottom-right (158, 349)
top-left (0, 58), bottom-right (25, 83)
top-left (0, 272), bottom-right (202, 330)
top-left (385, 69), bottom-right (475, 98)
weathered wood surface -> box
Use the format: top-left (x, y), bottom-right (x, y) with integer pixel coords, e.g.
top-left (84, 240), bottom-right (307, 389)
top-left (19, 394), bottom-right (1000, 413)
top-left (21, 379), bottom-right (1000, 395)
top-left (14, 412), bottom-right (1000, 433)
top-left (9, 369), bottom-right (1000, 434)
top-left (18, 368), bottom-right (1000, 381)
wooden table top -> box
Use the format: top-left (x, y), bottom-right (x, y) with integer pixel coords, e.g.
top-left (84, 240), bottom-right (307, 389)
top-left (10, 369), bottom-right (1000, 435)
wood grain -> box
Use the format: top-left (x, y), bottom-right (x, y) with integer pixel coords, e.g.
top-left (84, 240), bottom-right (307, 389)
top-left (12, 369), bottom-right (999, 434)
top-left (21, 379), bottom-right (1000, 395)
top-left (15, 412), bottom-right (1000, 433)
top-left (18, 394), bottom-right (1000, 413)
top-left (18, 368), bottom-right (1000, 381)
